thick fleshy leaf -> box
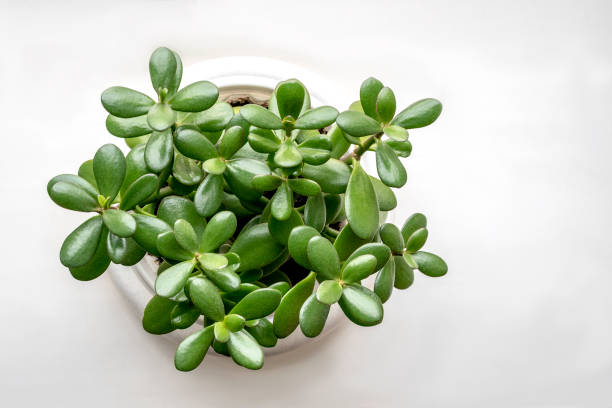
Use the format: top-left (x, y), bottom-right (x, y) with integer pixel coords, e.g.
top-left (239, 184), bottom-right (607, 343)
top-left (273, 271), bottom-right (316, 338)
top-left (173, 153), bottom-right (203, 186)
top-left (394, 255), bottom-right (414, 289)
top-left (275, 80), bottom-right (306, 119)
top-left (198, 253), bottom-right (228, 271)
top-left (142, 295), bottom-right (176, 334)
top-left (168, 50), bottom-right (183, 97)
top-left (145, 130), bottom-right (173, 173)
top-left (120, 144), bottom-right (147, 194)
top-left (174, 126), bottom-right (218, 161)
top-left (202, 157), bottom-right (226, 175)
top-left (169, 81), bottom-right (218, 112)
top-left (48, 181), bottom-right (99, 212)
top-left (376, 141), bottom-right (407, 188)
top-left (247, 128), bottom-right (281, 153)
top-left (224, 314), bottom-right (246, 332)
top-left (287, 225), bottom-right (320, 269)
top-left (386, 139), bottom-right (413, 157)
top-left (316, 280), bottom-right (343, 305)
top-left (120, 173), bottom-right (157, 210)
top-left (106, 234), bottom-right (145, 266)
top-left (60, 216), bottom-right (103, 268)
top-left (376, 87), bottom-right (396, 123)
top-left (147, 103), bottom-right (176, 131)
top-left (252, 174), bottom-right (282, 192)
top-left (228, 330), bottom-right (264, 370)
top-left (302, 159), bottom-right (350, 194)
top-left (307, 236), bottom-right (340, 280)
top-left (333, 223), bottom-right (370, 261)
top-left (412, 251), bottom-right (448, 277)
top-left (298, 136), bottom-right (332, 165)
top-left (102, 209), bottom-right (136, 238)
top-left (149, 47), bottom-right (177, 94)
top-left (200, 211), bottom-right (237, 253)
top-left (132, 214), bottom-right (171, 256)
top-left (269, 209), bottom-right (303, 245)
top-left (171, 302), bottom-right (200, 329)
top-left (269, 281), bottom-right (291, 296)
top-left (189, 277), bottom-right (225, 321)
top-left (406, 227), bottom-right (428, 253)
top-left (224, 158), bottom-right (270, 202)
top-left (194, 174), bottom-right (223, 217)
top-left (245, 318), bottom-right (277, 347)
top-left (240, 104), bottom-right (282, 129)
top-left (155, 260), bottom-right (195, 297)
top-left (48, 174), bottom-right (98, 199)
top-left (403, 252), bottom-right (419, 269)
top-left (304, 193), bottom-right (326, 232)
top-left (369, 176), bottom-right (397, 211)
top-left (287, 178), bottom-right (320, 196)
top-left (270, 182), bottom-right (293, 220)
top-left (125, 134), bottom-right (149, 148)
top-left (342, 254), bottom-right (377, 283)
top-left (328, 125), bottom-right (351, 159)
top-left (101, 86), bottom-right (155, 118)
top-left (194, 102), bottom-right (234, 132)
top-left (205, 266), bottom-right (241, 292)
top-left (239, 269), bottom-right (262, 283)
top-left (383, 125), bottom-right (408, 141)
top-left (230, 223), bottom-right (284, 272)
top-left (158, 196), bottom-right (206, 238)
top-left (174, 326), bottom-right (214, 371)
top-left (274, 140), bottom-right (302, 168)
top-left (336, 110), bottom-right (382, 137)
top-left (345, 161), bottom-right (378, 239)
top-left (106, 114), bottom-right (151, 138)
top-left (360, 77), bottom-right (384, 119)
top-left (339, 284), bottom-right (383, 326)
top-left (374, 257), bottom-right (395, 303)
top-left (69, 227), bottom-right (110, 281)
top-left (345, 243), bottom-right (391, 272)
top-left (294, 106), bottom-right (338, 130)
top-left (230, 288), bottom-right (282, 320)
top-left (379, 223), bottom-right (405, 253)
top-left (219, 126), bottom-right (246, 159)
top-left (174, 219), bottom-right (198, 253)
top-left (401, 213), bottom-right (427, 242)
top-left (324, 194), bottom-right (343, 224)
top-left (392, 98), bottom-right (443, 129)
top-left (157, 230), bottom-right (195, 261)
top-left (93, 144), bottom-right (125, 201)
top-left (299, 294), bottom-right (330, 337)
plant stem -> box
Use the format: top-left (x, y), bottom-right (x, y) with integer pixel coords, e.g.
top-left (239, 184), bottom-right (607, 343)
top-left (340, 132), bottom-right (382, 162)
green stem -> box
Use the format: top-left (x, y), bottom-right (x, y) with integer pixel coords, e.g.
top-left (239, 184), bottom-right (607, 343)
top-left (340, 132), bottom-right (382, 162)
top-left (324, 225), bottom-right (340, 238)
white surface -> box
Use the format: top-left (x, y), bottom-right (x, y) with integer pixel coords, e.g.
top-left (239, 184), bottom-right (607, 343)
top-left (1, 1), bottom-right (612, 407)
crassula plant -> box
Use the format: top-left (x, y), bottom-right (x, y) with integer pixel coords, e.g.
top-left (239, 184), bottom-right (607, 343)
top-left (48, 47), bottom-right (447, 371)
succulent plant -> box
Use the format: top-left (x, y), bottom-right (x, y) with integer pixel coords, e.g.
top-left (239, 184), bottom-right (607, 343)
top-left (48, 47), bottom-right (448, 371)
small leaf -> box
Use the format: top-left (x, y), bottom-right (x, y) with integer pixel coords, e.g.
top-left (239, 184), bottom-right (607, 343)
top-left (172, 153), bottom-right (203, 186)
top-left (48, 181), bottom-right (99, 212)
top-left (214, 322), bottom-right (231, 343)
top-left (269, 209), bottom-right (304, 245)
top-left (275, 80), bottom-right (306, 119)
top-left (194, 102), bottom-right (234, 132)
top-left (149, 47), bottom-right (178, 95)
top-left (157, 230), bottom-right (196, 261)
top-left (336, 111), bottom-right (382, 137)
top-left (302, 159), bottom-right (350, 194)
top-left (294, 106), bottom-right (339, 129)
top-left (394, 255), bottom-right (414, 289)
top-left (386, 140), bottom-right (413, 157)
top-left (198, 253), bottom-right (228, 271)
top-left (228, 330), bottom-right (264, 370)
top-left (157, 196), bottom-right (206, 239)
top-left (101, 86), bottom-right (155, 118)
top-left (142, 295), bottom-right (176, 334)
top-left (230, 223), bottom-right (284, 272)
top-left (247, 128), bottom-right (281, 153)
top-left (60, 215), bottom-right (103, 268)
top-left (287, 225), bottom-right (320, 270)
top-left (345, 243), bottom-right (391, 272)
top-left (376, 87), bottom-right (396, 123)
top-left (189, 277), bottom-right (225, 321)
top-left (376, 141), bottom-right (407, 188)
top-left (273, 271), bottom-right (316, 338)
top-left (304, 193), bottom-right (326, 232)
top-left (219, 126), bottom-right (246, 159)
top-left (345, 161), bottom-right (379, 239)
top-left (48, 174), bottom-right (98, 199)
top-left (298, 140), bottom-right (331, 165)
top-left (405, 227), bottom-right (428, 253)
top-left (252, 174), bottom-right (282, 192)
top-left (383, 125), bottom-right (408, 141)
top-left (403, 252), bottom-right (419, 269)
top-left (230, 288), bottom-right (282, 320)
top-left (299, 294), bottom-right (330, 337)
top-left (106, 234), bottom-right (145, 266)
top-left (120, 173), bottom-right (157, 210)
top-left (205, 267), bottom-right (241, 292)
top-left (131, 214), bottom-right (171, 256)
top-left (102, 209), bottom-right (136, 238)
top-left (240, 104), bottom-right (282, 129)
top-left (224, 314), bottom-right (246, 332)
top-left (270, 182), bottom-right (293, 221)
top-left (155, 260), bottom-right (195, 297)
top-left (287, 178), bottom-right (321, 196)
top-left (412, 251), bottom-right (448, 277)
top-left (392, 98), bottom-right (442, 129)
top-left (307, 236), bottom-right (340, 280)
top-left (69, 226), bottom-right (110, 281)
top-left (200, 211), bottom-right (237, 253)
top-left (93, 143), bottom-right (126, 202)
top-left (316, 280), bottom-right (343, 305)
top-left (224, 158), bottom-right (270, 202)
top-left (341, 254), bottom-right (377, 283)
top-left (169, 81), bottom-right (218, 112)
top-left (174, 126), bottom-right (218, 161)
top-left (401, 213), bottom-right (427, 242)
top-left (106, 114), bottom-right (151, 138)
top-left (194, 174), bottom-right (223, 217)
top-left (174, 326), bottom-right (214, 371)
top-left (147, 103), bottom-right (176, 131)
top-left (245, 318), bottom-right (277, 347)
top-left (174, 219), bottom-right (198, 253)
top-left (145, 130), bottom-right (173, 173)
top-left (202, 157), bottom-right (226, 175)
top-left (171, 302), bottom-right (200, 329)
top-left (339, 284), bottom-right (383, 326)
top-left (379, 223), bottom-right (405, 253)
top-left (374, 257), bottom-right (395, 303)
top-left (274, 140), bottom-right (302, 168)
top-left (360, 77), bottom-right (384, 119)
top-left (369, 176), bottom-right (397, 211)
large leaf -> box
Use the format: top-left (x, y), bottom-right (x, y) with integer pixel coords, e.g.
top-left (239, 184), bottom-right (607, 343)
top-left (230, 288), bottom-right (282, 320)
top-left (174, 326), bottom-right (214, 371)
top-left (230, 223), bottom-right (284, 272)
top-left (101, 86), bottom-right (154, 118)
top-left (60, 215), bottom-right (103, 268)
top-left (245, 318), bottom-right (277, 348)
top-left (147, 103), bottom-right (176, 131)
top-left (304, 193), bottom-right (326, 232)
top-left (69, 227), bottom-right (110, 281)
top-left (239, 104), bottom-right (282, 129)
top-left (341, 254), bottom-right (377, 283)
top-left (360, 77), bottom-right (384, 119)
top-left (401, 213), bottom-right (427, 242)
top-left (200, 211), bottom-right (237, 253)
top-left (93, 143), bottom-right (125, 201)
top-left (412, 251), bottom-right (448, 277)
top-left (287, 225), bottom-right (320, 270)
top-left (169, 81), bottom-right (218, 112)
top-left (269, 209), bottom-right (304, 245)
top-left (275, 80), bottom-right (306, 119)
top-left (189, 277), bottom-right (225, 321)
top-left (174, 126), bottom-right (218, 161)
top-left (392, 98), bottom-right (442, 129)
top-left (48, 181), bottom-right (99, 212)
top-left (375, 87), bottom-right (396, 123)
top-left (194, 102), bottom-right (233, 132)
top-left (149, 47), bottom-right (178, 95)
top-left (307, 236), bottom-right (340, 280)
top-left (193, 174), bottom-right (223, 217)
top-left (345, 161), bottom-right (378, 239)
top-left (228, 330), bottom-right (264, 370)
top-left (155, 260), bottom-right (195, 297)
top-left (302, 159), bottom-right (350, 194)
top-left (158, 196), bottom-right (206, 239)
top-left (273, 271), bottom-right (316, 338)
top-left (142, 295), bottom-right (176, 334)
top-left (102, 209), bottom-right (136, 238)
top-left (270, 181), bottom-right (293, 220)
top-left (145, 130), bottom-right (173, 173)
top-left (336, 111), bottom-right (382, 137)
top-left (294, 106), bottom-right (338, 130)
top-left (106, 114), bottom-right (151, 138)
top-left (376, 141), bottom-right (407, 188)
top-left (299, 294), bottom-right (330, 338)
top-left (106, 234), bottom-right (145, 266)
top-left (119, 173), bottom-right (158, 210)
top-left (374, 257), bottom-right (395, 303)
top-left (131, 214), bottom-right (171, 256)
top-left (224, 158), bottom-right (270, 202)
top-left (338, 284), bottom-right (383, 327)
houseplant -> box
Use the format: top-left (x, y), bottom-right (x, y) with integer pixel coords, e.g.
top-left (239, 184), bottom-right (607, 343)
top-left (48, 47), bottom-right (447, 371)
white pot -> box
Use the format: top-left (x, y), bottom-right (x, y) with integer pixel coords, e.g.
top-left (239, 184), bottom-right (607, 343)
top-left (109, 57), bottom-right (356, 356)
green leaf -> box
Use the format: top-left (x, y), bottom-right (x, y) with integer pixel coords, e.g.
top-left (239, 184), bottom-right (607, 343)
top-left (202, 157), bottom-right (226, 175)
top-left (273, 271), bottom-right (316, 338)
top-left (102, 209), bottom-right (136, 238)
top-left (245, 318), bottom-right (277, 347)
top-left (339, 284), bottom-right (383, 326)
top-left (298, 137), bottom-right (331, 165)
top-left (219, 126), bottom-right (246, 159)
top-left (174, 126), bottom-right (218, 161)
top-left (106, 114), bottom-right (151, 138)
top-left (198, 253), bottom-right (228, 271)
top-left (169, 81), bottom-right (218, 112)
top-left (316, 280), bottom-right (343, 305)
top-left (287, 225), bottom-right (320, 269)
top-left (247, 127), bottom-right (281, 153)
top-left (369, 176), bottom-right (397, 211)
top-left (294, 106), bottom-right (338, 129)
top-left (239, 269), bottom-right (262, 284)
top-left (274, 140), bottom-right (302, 168)
top-left (205, 266), bottom-right (241, 292)
top-left (394, 255), bottom-right (414, 289)
top-left (168, 50), bottom-right (183, 97)
top-left (252, 174), bottom-right (282, 192)
top-left (374, 257), bottom-right (395, 303)
top-left (174, 326), bottom-right (214, 371)
top-left (269, 281), bottom-right (291, 296)
top-left (119, 173), bottom-right (157, 210)
top-left (230, 223), bottom-right (284, 272)
top-left (275, 80), bottom-right (306, 119)
top-left (189, 277), bottom-right (225, 321)
top-left (405, 227), bottom-right (428, 253)
top-left (149, 47), bottom-right (178, 95)
top-left (360, 77), bottom-right (384, 119)
top-left (158, 196), bottom-right (206, 239)
top-left (306, 236), bottom-right (340, 280)
top-left (101, 86), bottom-right (155, 118)
top-left (142, 295), bottom-right (176, 334)
top-left (228, 330), bottom-right (264, 370)
top-left (270, 181), bottom-right (293, 220)
top-left (48, 174), bottom-right (98, 199)
top-left (299, 294), bottom-right (330, 337)
top-left (172, 153), bottom-right (203, 186)
top-left (147, 103), bottom-right (176, 132)
top-left (376, 141), bottom-right (407, 188)
top-left (93, 143), bottom-right (126, 201)
top-left (224, 158), bottom-right (270, 202)
top-left (69, 226), bottom-right (110, 281)
top-left (386, 140), bottom-right (412, 157)
top-left (379, 223), bottom-right (405, 253)
top-left (131, 214), bottom-right (171, 256)
top-left (125, 134), bottom-right (150, 148)
top-left (302, 158), bottom-right (350, 194)
top-left (304, 193), bottom-right (326, 232)
top-left (171, 302), bottom-right (200, 329)
top-left (194, 102), bottom-right (234, 132)
top-left (376, 87), bottom-right (396, 123)
top-left (287, 178), bottom-right (321, 196)
top-left (336, 111), bottom-right (382, 137)
top-left (403, 252), bottom-right (419, 269)
top-left (333, 224), bottom-right (369, 262)
top-left (224, 314), bottom-right (246, 332)
top-left (48, 181), bottom-right (99, 212)
top-left (324, 194), bottom-right (343, 224)
top-left (174, 219), bottom-right (198, 253)
top-left (412, 251), bottom-right (448, 277)
top-left (157, 230), bottom-right (196, 261)
top-left (401, 213), bottom-right (427, 243)
top-left (392, 98), bottom-right (443, 129)
top-left (240, 104), bottom-right (282, 129)
top-left (383, 125), bottom-right (408, 141)
top-left (106, 234), bottom-right (145, 266)
top-left (269, 208), bottom-right (303, 245)
top-left (200, 211), bottom-right (237, 253)
top-left (120, 144), bottom-right (148, 196)
top-left (155, 260), bottom-right (195, 297)
top-left (342, 254), bottom-right (377, 283)
top-left (60, 215), bottom-right (103, 268)
top-left (328, 125), bottom-right (351, 159)
top-left (345, 243), bottom-right (391, 272)
top-left (345, 161), bottom-right (379, 239)
top-left (230, 288), bottom-right (282, 320)
top-left (194, 174), bottom-right (223, 217)
top-left (215, 321), bottom-right (231, 342)
top-left (145, 130), bottom-right (173, 173)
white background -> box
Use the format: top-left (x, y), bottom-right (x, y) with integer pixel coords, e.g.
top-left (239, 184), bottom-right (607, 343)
top-left (1, 0), bottom-right (611, 406)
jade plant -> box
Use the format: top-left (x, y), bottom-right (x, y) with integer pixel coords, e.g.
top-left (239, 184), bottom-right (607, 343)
top-left (48, 47), bottom-right (447, 371)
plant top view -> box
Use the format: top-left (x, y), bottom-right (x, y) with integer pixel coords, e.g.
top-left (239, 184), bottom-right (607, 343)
top-left (48, 47), bottom-right (448, 371)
